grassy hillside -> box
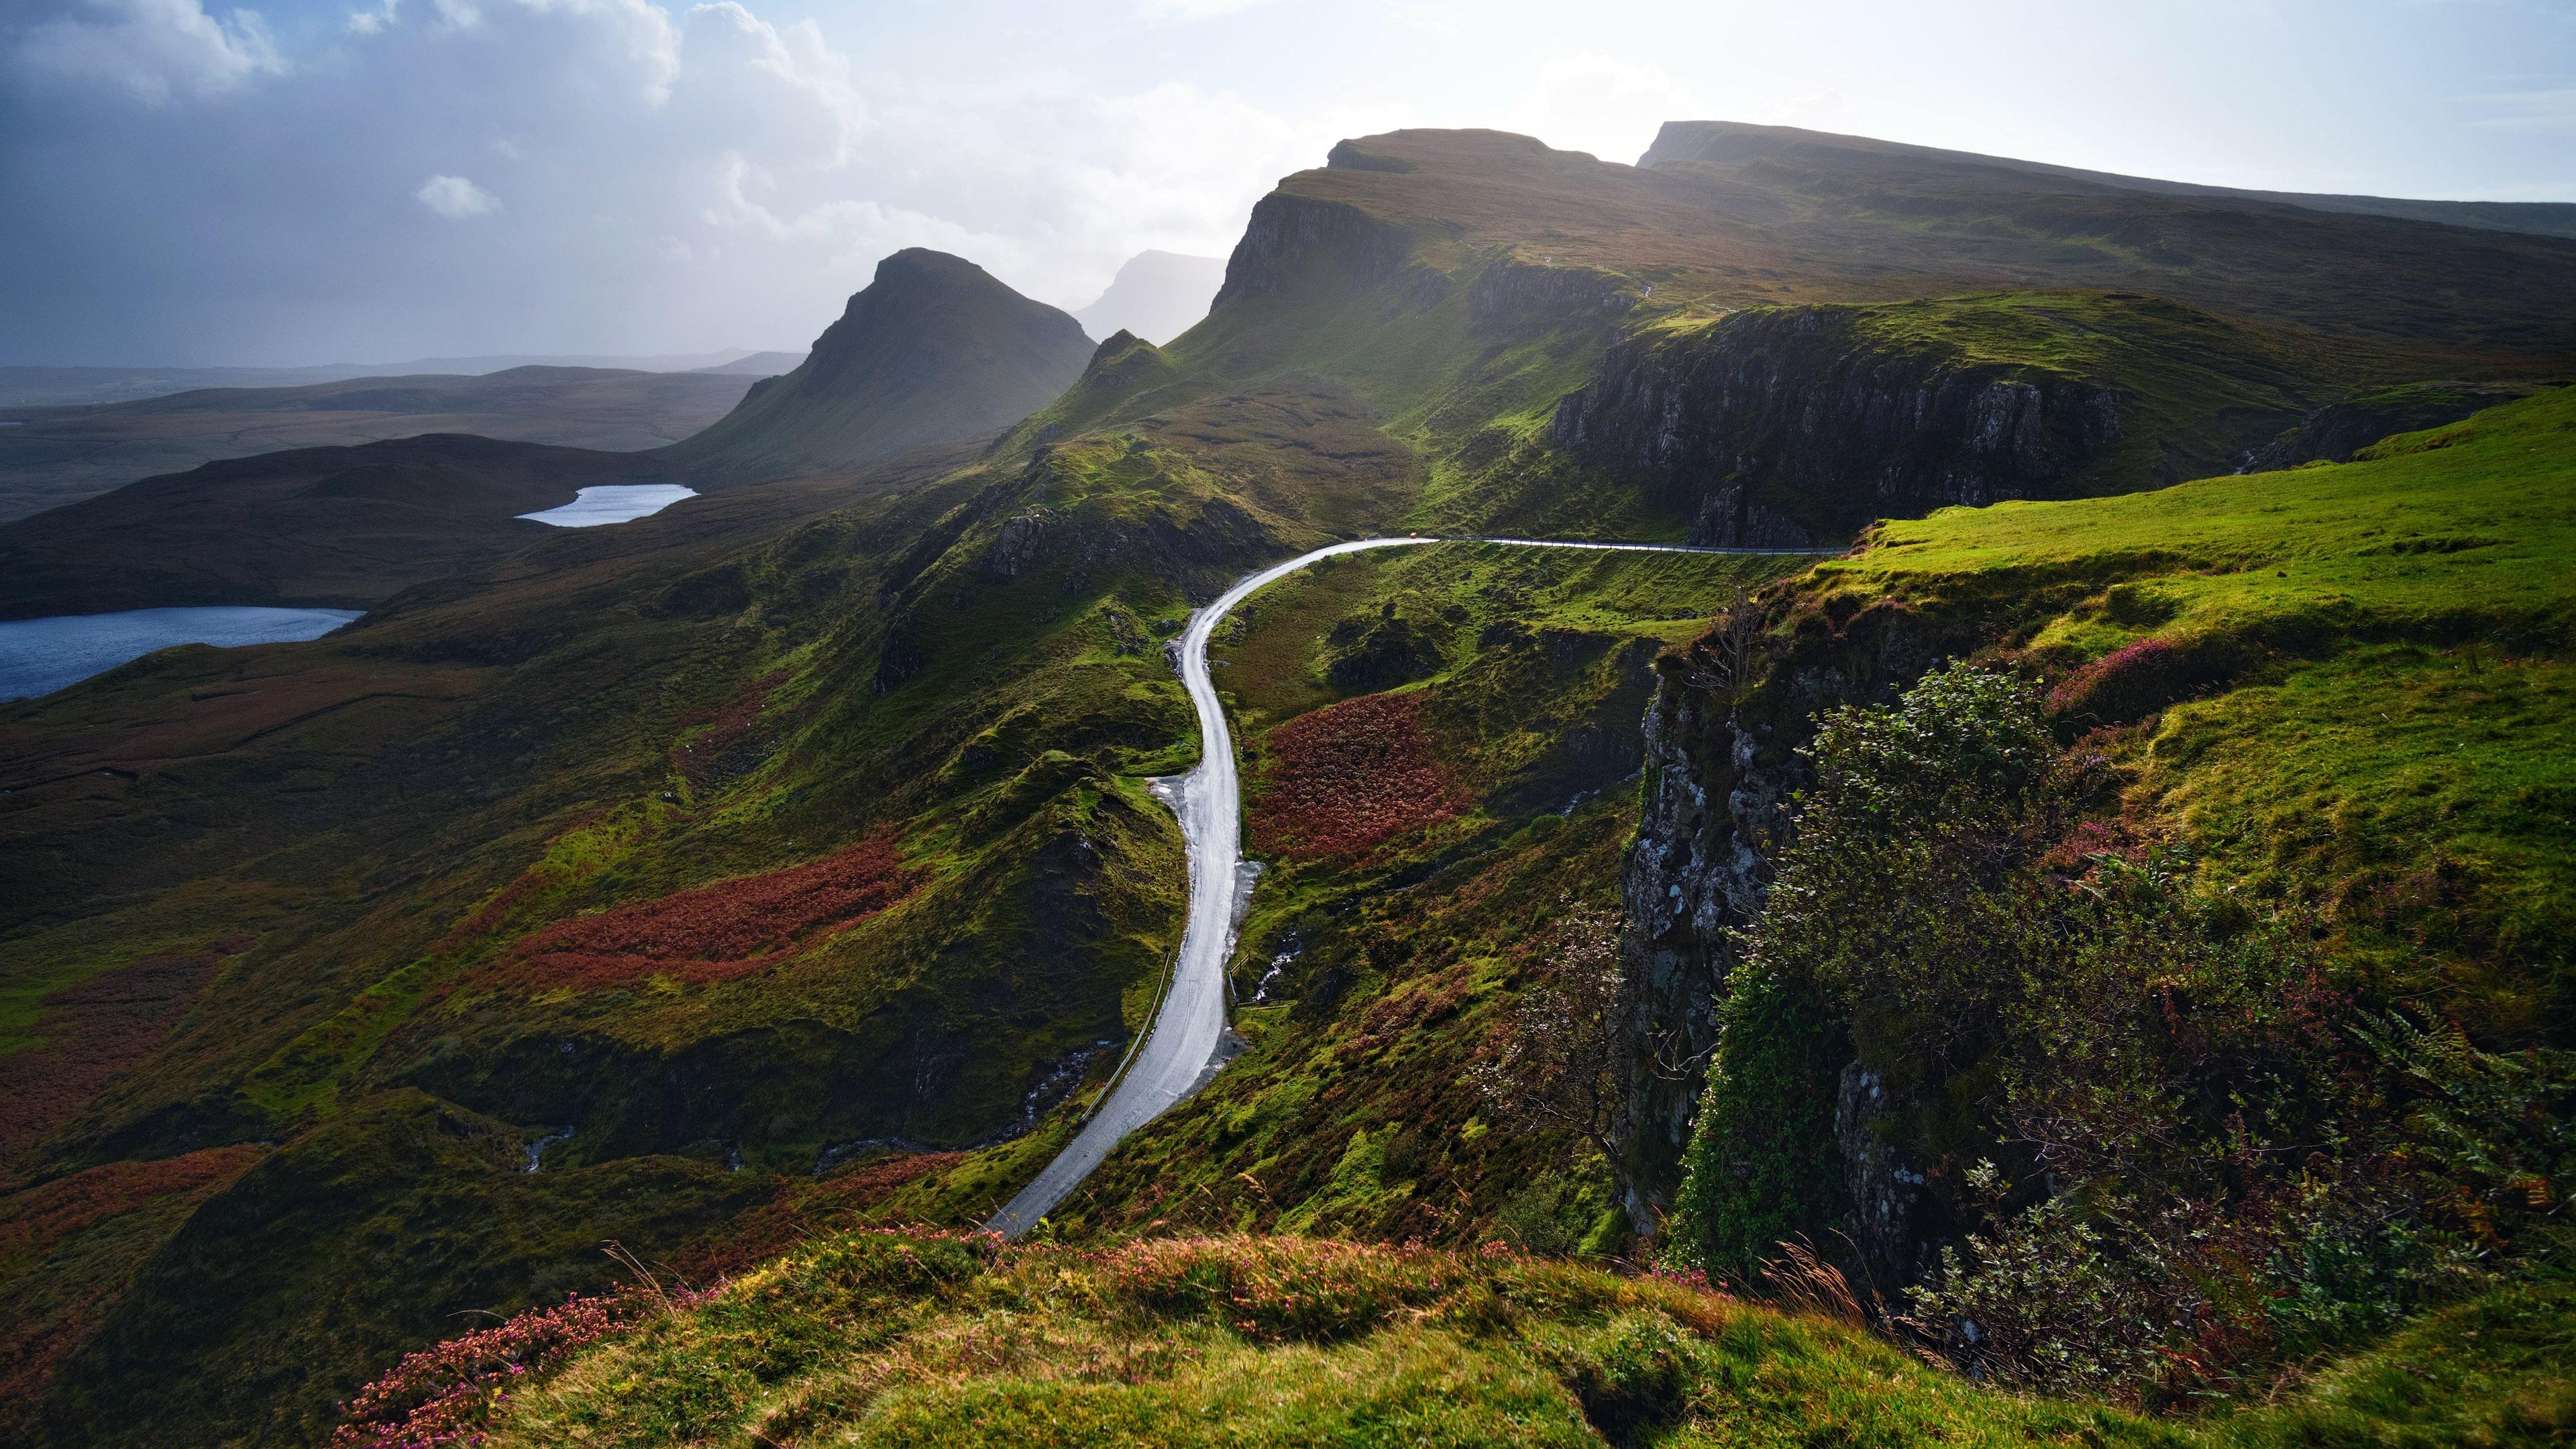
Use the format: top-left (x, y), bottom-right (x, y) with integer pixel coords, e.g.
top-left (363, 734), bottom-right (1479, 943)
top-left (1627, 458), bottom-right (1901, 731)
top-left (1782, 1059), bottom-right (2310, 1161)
top-left (1808, 383), bottom-right (2576, 1034)
top-left (1035, 543), bottom-right (1802, 1247)
top-left (7, 127), bottom-right (2576, 1449)
top-left (330, 1230), bottom-right (2571, 1449)
top-left (1643, 386), bottom-right (2575, 1409)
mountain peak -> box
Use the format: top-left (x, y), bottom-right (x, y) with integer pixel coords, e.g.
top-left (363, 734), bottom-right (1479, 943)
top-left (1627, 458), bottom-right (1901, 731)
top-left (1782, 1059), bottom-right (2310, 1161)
top-left (670, 249), bottom-right (1093, 480)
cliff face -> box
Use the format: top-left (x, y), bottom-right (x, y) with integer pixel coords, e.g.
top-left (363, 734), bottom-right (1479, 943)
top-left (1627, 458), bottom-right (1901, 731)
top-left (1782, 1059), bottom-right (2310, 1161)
top-left (1466, 259), bottom-right (1638, 335)
top-left (1612, 595), bottom-right (1968, 1273)
top-left (1211, 193), bottom-right (1412, 309)
top-left (1553, 307), bottom-right (2126, 546)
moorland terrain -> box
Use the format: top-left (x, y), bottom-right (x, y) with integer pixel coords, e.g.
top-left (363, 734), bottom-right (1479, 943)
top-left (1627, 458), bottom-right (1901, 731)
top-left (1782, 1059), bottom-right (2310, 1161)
top-left (1, 121), bottom-right (2572, 1449)
top-left (0, 364), bottom-right (774, 525)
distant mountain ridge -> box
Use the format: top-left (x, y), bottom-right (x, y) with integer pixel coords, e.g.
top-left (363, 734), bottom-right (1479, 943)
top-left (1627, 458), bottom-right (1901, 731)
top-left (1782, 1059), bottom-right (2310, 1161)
top-left (0, 350), bottom-right (796, 409)
top-left (1073, 251), bottom-right (1228, 346)
top-left (669, 249), bottom-right (1095, 480)
top-left (1642, 119), bottom-right (2576, 240)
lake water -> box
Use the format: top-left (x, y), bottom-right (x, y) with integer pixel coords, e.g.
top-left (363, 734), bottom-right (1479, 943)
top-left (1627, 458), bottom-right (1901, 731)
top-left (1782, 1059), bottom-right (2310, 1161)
top-left (0, 606), bottom-right (365, 701)
top-left (517, 484), bottom-right (698, 527)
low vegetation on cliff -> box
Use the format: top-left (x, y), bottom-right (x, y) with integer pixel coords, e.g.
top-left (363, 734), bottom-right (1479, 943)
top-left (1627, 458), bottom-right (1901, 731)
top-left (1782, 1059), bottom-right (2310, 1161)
top-left (1663, 386), bottom-right (2576, 1407)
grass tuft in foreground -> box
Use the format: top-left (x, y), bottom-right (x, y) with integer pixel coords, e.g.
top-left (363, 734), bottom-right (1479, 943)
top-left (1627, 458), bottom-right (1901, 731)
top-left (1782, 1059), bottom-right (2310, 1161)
top-left (346, 1229), bottom-right (2576, 1449)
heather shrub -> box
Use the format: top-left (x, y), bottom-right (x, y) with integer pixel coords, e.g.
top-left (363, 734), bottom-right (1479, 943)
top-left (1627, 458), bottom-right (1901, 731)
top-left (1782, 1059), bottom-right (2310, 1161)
top-left (333, 1287), bottom-right (665, 1448)
top-left (2047, 635), bottom-right (2208, 728)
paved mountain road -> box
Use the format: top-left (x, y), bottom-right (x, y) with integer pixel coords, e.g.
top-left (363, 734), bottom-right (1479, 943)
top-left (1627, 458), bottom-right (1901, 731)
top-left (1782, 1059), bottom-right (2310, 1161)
top-left (985, 535), bottom-right (1827, 1236)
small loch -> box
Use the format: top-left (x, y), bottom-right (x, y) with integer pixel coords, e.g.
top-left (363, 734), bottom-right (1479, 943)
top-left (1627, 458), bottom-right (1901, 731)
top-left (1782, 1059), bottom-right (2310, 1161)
top-left (0, 606), bottom-right (364, 702)
top-left (517, 484), bottom-right (698, 527)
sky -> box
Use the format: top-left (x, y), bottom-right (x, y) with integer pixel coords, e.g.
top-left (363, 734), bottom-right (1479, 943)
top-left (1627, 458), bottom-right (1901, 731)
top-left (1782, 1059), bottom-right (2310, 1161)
top-left (3, 0), bottom-right (2573, 367)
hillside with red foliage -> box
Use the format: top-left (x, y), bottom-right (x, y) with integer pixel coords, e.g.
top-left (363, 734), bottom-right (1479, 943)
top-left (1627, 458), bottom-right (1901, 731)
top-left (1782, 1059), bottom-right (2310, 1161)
top-left (669, 669), bottom-right (786, 788)
top-left (0, 949), bottom-right (229, 1180)
top-left (1250, 690), bottom-right (1462, 859)
top-left (0, 1146), bottom-right (261, 1416)
top-left (505, 835), bottom-right (917, 989)
top-left (0, 1146), bottom-right (260, 1272)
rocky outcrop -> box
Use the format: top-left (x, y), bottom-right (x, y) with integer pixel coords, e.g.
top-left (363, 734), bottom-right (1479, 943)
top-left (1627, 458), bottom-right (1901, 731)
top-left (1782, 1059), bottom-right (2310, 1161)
top-left (1612, 593), bottom-right (1968, 1271)
top-left (1837, 1062), bottom-right (1933, 1296)
top-left (1466, 259), bottom-right (1638, 334)
top-left (1554, 307), bottom-right (2125, 546)
top-left (1212, 193), bottom-right (1412, 308)
top-left (988, 510), bottom-right (1054, 578)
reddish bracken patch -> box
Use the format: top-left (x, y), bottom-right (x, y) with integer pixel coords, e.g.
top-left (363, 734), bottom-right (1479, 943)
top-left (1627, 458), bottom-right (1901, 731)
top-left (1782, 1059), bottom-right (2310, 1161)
top-left (0, 1146), bottom-right (260, 1409)
top-left (0, 1146), bottom-right (260, 1268)
top-left (1250, 690), bottom-right (1462, 859)
top-left (0, 951), bottom-right (226, 1176)
top-left (504, 835), bottom-right (916, 989)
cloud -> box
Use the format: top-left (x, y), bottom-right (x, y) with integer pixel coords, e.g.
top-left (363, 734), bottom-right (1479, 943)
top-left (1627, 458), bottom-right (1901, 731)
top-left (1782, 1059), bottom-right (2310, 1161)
top-left (514, 0), bottom-right (678, 100)
top-left (687, 2), bottom-right (864, 162)
top-left (416, 173), bottom-right (502, 216)
top-left (1517, 53), bottom-right (1701, 164)
top-left (15, 0), bottom-right (287, 104)
top-left (0, 0), bottom-right (1362, 363)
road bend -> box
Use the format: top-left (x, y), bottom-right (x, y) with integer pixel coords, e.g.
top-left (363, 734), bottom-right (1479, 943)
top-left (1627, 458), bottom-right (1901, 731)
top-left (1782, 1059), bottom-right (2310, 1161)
top-left (985, 535), bottom-right (1827, 1236)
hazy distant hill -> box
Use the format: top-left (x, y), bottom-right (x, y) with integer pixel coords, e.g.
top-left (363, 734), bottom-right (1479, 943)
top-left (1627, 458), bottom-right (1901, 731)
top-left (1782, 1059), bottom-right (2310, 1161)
top-left (1073, 251), bottom-right (1228, 345)
top-left (0, 366), bottom-right (759, 524)
top-left (0, 434), bottom-right (690, 619)
top-left (693, 351), bottom-right (807, 376)
top-left (669, 249), bottom-right (1095, 481)
top-left (0, 350), bottom-right (788, 409)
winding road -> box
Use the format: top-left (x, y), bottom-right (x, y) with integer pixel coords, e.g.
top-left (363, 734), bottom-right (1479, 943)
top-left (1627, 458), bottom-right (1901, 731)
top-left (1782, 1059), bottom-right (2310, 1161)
top-left (986, 535), bottom-right (1825, 1236)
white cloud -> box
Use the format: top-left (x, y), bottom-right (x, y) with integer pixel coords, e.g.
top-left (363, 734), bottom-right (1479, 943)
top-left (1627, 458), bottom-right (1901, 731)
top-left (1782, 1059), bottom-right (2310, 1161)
top-left (686, 2), bottom-right (864, 161)
top-left (514, 0), bottom-right (678, 99)
top-left (1517, 53), bottom-right (1701, 165)
top-left (416, 172), bottom-right (501, 215)
top-left (15, 0), bottom-right (287, 104)
top-left (347, 0), bottom-right (399, 35)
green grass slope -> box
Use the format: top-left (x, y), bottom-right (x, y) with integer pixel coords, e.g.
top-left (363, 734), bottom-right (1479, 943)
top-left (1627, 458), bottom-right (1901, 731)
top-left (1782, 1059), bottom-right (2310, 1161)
top-left (1805, 384), bottom-right (2576, 1036)
top-left (11, 127), bottom-right (2576, 1449)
